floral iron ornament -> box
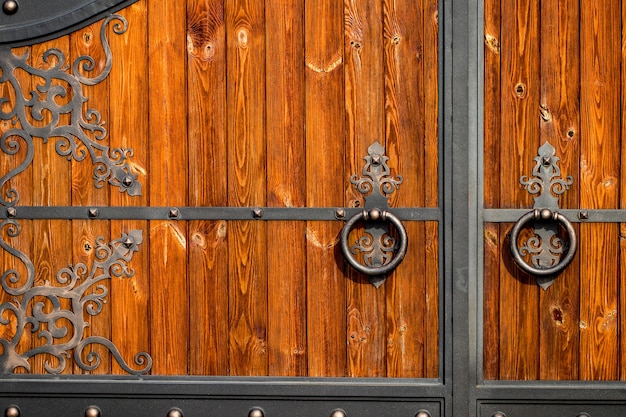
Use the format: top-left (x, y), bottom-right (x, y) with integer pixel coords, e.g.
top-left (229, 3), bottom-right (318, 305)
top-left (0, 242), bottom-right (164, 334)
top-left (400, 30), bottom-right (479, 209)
top-left (340, 142), bottom-right (408, 288)
top-left (509, 141), bottom-right (577, 289)
top-left (0, 14), bottom-right (141, 207)
top-left (0, 225), bottom-right (152, 375)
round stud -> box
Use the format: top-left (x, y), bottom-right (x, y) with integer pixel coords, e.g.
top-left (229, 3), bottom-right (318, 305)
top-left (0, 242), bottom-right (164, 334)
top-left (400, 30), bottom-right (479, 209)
top-left (415, 411), bottom-right (431, 417)
top-left (492, 412), bottom-right (506, 417)
top-left (5, 406), bottom-right (20, 417)
top-left (330, 409), bottom-right (346, 417)
top-left (122, 175), bottom-right (134, 187)
top-left (248, 408), bottom-right (264, 417)
top-left (2, 0), bottom-right (18, 15)
top-left (167, 408), bottom-right (183, 417)
top-left (539, 208), bottom-right (553, 221)
top-left (85, 406), bottom-right (101, 417)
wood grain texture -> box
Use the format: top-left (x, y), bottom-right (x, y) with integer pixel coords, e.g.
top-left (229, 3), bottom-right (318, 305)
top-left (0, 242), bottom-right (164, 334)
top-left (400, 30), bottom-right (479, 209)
top-left (109, 1), bottom-right (150, 375)
top-left (187, 0), bottom-right (229, 376)
top-left (305, 0), bottom-right (347, 377)
top-left (147, 0), bottom-right (189, 375)
top-left (226, 0), bottom-right (268, 376)
top-left (497, 0), bottom-right (540, 380)
top-left (265, 0), bottom-right (307, 376)
top-left (538, 0), bottom-right (580, 381)
top-left (345, 0), bottom-right (386, 378)
top-left (579, 0), bottom-right (620, 381)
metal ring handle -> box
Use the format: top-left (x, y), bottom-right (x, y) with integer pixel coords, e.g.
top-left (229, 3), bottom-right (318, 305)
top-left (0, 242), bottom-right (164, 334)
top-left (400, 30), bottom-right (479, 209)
top-left (340, 208), bottom-right (408, 276)
top-left (509, 208), bottom-right (577, 276)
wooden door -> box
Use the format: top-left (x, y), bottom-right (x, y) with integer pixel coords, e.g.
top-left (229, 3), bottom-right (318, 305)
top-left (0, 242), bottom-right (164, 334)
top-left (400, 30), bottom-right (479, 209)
top-left (479, 0), bottom-right (626, 415)
top-left (0, 1), bottom-right (444, 416)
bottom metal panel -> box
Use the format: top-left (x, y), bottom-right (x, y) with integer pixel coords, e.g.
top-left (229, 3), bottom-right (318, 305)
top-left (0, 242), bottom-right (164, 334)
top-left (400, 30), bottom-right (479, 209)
top-left (1, 397), bottom-right (442, 417)
top-left (479, 402), bottom-right (626, 417)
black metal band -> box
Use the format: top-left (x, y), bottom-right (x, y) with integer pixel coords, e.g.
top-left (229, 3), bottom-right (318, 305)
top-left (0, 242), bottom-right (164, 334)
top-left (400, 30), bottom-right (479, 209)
top-left (484, 208), bottom-right (626, 223)
top-left (1, 206), bottom-right (441, 221)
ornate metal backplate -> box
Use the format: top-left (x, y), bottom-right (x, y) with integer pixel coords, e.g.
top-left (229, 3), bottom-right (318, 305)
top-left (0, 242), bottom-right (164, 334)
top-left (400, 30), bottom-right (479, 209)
top-left (514, 141), bottom-right (574, 289)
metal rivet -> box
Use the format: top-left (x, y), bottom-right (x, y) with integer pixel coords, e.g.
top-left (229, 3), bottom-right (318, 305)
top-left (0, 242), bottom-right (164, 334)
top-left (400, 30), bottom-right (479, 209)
top-left (368, 208), bottom-right (382, 221)
top-left (2, 0), bottom-right (18, 15)
top-left (85, 406), bottom-right (101, 417)
top-left (169, 208), bottom-right (180, 219)
top-left (122, 237), bottom-right (135, 249)
top-left (371, 154), bottom-right (382, 166)
top-left (167, 408), bottom-right (183, 417)
top-left (492, 412), bottom-right (506, 417)
top-left (122, 175), bottom-right (134, 187)
top-left (330, 409), bottom-right (346, 417)
top-left (88, 208), bottom-right (99, 219)
top-left (5, 406), bottom-right (20, 417)
top-left (248, 408), bottom-right (264, 417)
top-left (6, 207), bottom-right (17, 218)
top-left (415, 411), bottom-right (431, 417)
top-left (252, 208), bottom-right (263, 219)
top-left (578, 210), bottom-right (589, 220)
top-left (541, 156), bottom-right (552, 166)
top-left (539, 208), bottom-right (553, 220)
top-left (335, 209), bottom-right (346, 219)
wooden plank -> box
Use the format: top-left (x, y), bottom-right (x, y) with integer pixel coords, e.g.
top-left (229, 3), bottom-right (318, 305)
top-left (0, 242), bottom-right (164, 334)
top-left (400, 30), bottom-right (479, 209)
top-left (304, 0), bottom-right (346, 377)
top-left (70, 21), bottom-right (111, 375)
top-left (109, 1), bottom-right (150, 375)
top-left (344, 0), bottom-right (386, 378)
top-left (187, 0), bottom-right (229, 376)
top-left (537, 0), bottom-right (580, 381)
top-left (147, 0), bottom-right (189, 375)
top-left (265, 0), bottom-right (307, 376)
top-left (383, 0), bottom-right (426, 378)
top-left (0, 46), bottom-right (33, 374)
top-left (498, 0), bottom-right (540, 380)
top-left (226, 0), bottom-right (268, 376)
top-left (579, 0), bottom-right (620, 381)
top-left (622, 0), bottom-right (626, 382)
top-left (30, 37), bottom-right (73, 375)
top-left (482, 0), bottom-right (501, 380)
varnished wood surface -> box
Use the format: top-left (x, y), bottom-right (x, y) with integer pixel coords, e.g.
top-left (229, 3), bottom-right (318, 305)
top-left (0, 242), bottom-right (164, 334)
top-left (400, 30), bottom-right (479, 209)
top-left (484, 0), bottom-right (625, 381)
top-left (1, 0), bottom-right (438, 378)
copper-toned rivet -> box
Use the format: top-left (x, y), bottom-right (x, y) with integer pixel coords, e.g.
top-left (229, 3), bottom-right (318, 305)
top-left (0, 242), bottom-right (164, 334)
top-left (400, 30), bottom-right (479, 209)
top-left (169, 208), bottom-right (180, 219)
top-left (5, 406), bottom-right (20, 417)
top-left (492, 412), bottom-right (506, 417)
top-left (6, 207), bottom-right (17, 218)
top-left (2, 0), bottom-right (18, 15)
top-left (167, 408), bottom-right (183, 417)
top-left (88, 208), bottom-right (99, 218)
top-left (248, 408), bottom-right (264, 417)
top-left (335, 209), bottom-right (346, 219)
top-left (252, 208), bottom-right (263, 219)
top-left (85, 406), bottom-right (101, 417)
top-left (578, 211), bottom-right (589, 220)
top-left (415, 411), bottom-right (431, 417)
top-left (330, 409), bottom-right (346, 417)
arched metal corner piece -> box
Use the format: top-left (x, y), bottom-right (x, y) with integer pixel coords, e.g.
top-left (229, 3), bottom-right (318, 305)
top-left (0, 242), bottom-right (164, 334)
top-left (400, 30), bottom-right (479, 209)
top-left (510, 141), bottom-right (576, 289)
top-left (0, 13), bottom-right (142, 207)
top-left (342, 142), bottom-right (406, 287)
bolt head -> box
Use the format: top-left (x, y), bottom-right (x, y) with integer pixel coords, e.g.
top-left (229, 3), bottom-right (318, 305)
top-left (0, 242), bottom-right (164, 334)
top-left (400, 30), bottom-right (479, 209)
top-left (122, 175), bottom-right (134, 187)
top-left (6, 207), bottom-right (17, 218)
top-left (169, 208), bottom-right (180, 219)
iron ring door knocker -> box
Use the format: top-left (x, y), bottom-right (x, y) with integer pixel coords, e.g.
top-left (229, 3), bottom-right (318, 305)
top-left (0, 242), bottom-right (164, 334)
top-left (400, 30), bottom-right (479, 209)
top-left (509, 141), bottom-right (577, 288)
top-left (340, 208), bottom-right (408, 277)
top-left (509, 208), bottom-right (577, 277)
top-left (339, 142), bottom-right (407, 287)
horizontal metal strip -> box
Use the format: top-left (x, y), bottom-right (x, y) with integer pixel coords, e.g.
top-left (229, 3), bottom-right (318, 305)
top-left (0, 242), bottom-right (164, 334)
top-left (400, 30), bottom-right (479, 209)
top-left (1, 206), bottom-right (441, 221)
top-left (484, 208), bottom-right (626, 223)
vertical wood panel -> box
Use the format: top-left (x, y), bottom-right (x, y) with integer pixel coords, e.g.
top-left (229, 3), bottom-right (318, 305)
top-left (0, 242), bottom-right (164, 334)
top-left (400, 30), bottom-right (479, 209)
top-left (482, 0), bottom-right (501, 380)
top-left (109, 1), bottom-right (150, 375)
top-left (148, 0), bottom-right (189, 375)
top-left (579, 0), bottom-right (620, 381)
top-left (30, 38), bottom-right (73, 374)
top-left (187, 0), bottom-right (229, 376)
top-left (70, 22), bottom-right (112, 375)
top-left (621, 0), bottom-right (626, 382)
top-left (265, 0), bottom-right (307, 376)
top-left (345, 0), bottom-right (386, 378)
top-left (498, 0), bottom-right (540, 380)
top-left (383, 0), bottom-right (426, 378)
top-left (305, 0), bottom-right (346, 377)
top-left (226, 0), bottom-right (268, 376)
top-left (537, 0), bottom-right (580, 380)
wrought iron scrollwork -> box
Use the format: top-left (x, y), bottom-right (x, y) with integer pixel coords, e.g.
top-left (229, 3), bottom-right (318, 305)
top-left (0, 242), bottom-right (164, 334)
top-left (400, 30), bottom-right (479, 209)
top-left (0, 14), bottom-right (142, 206)
top-left (340, 142), bottom-right (407, 287)
top-left (510, 141), bottom-right (577, 289)
top-left (0, 226), bottom-right (152, 375)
